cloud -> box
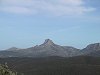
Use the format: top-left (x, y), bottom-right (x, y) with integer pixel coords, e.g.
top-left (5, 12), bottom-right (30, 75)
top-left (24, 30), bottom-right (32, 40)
top-left (0, 6), bottom-right (35, 14)
top-left (0, 0), bottom-right (96, 16)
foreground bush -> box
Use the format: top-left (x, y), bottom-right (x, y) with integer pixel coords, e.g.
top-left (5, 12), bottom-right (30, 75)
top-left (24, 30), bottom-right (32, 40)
top-left (0, 63), bottom-right (23, 75)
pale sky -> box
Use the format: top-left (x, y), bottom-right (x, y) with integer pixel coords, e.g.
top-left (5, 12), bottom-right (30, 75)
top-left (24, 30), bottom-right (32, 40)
top-left (0, 0), bottom-right (100, 50)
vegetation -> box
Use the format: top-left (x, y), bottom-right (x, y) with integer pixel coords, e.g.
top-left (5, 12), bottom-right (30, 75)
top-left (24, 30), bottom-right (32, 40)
top-left (0, 56), bottom-right (100, 75)
top-left (0, 63), bottom-right (23, 75)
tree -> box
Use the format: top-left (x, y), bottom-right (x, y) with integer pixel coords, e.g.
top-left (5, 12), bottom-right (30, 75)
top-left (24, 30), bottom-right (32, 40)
top-left (0, 63), bottom-right (23, 75)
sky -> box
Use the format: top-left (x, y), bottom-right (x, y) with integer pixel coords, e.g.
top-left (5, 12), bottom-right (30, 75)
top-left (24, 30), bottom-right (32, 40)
top-left (0, 0), bottom-right (100, 50)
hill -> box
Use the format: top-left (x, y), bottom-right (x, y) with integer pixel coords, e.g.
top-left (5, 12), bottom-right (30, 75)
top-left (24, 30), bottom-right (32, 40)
top-left (0, 56), bottom-right (100, 75)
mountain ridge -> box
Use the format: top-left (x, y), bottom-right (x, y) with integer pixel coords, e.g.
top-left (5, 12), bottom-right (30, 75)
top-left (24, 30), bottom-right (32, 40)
top-left (0, 39), bottom-right (100, 57)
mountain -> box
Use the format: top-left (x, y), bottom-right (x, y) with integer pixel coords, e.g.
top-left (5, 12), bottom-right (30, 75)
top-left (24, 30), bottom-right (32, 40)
top-left (0, 39), bottom-right (100, 57)
top-left (26, 39), bottom-right (80, 57)
top-left (80, 43), bottom-right (100, 56)
top-left (7, 47), bottom-right (20, 51)
top-left (0, 39), bottom-right (80, 57)
top-left (85, 43), bottom-right (100, 57)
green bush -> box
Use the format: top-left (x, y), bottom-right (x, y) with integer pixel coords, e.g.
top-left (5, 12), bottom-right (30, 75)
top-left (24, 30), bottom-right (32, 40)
top-left (0, 63), bottom-right (23, 75)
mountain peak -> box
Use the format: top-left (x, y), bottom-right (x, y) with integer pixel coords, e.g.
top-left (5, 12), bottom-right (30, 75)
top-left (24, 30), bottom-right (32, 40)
top-left (44, 39), bottom-right (54, 45)
top-left (42, 39), bottom-right (55, 46)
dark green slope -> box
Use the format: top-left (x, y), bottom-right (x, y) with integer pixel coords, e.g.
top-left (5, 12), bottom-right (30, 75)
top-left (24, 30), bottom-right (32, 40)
top-left (0, 56), bottom-right (100, 75)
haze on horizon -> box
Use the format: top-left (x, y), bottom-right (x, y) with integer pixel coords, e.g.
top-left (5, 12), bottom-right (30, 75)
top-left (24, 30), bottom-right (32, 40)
top-left (0, 0), bottom-right (100, 50)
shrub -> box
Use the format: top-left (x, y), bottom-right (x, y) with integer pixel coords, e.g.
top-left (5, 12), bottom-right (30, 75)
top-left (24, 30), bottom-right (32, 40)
top-left (0, 63), bottom-right (23, 75)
